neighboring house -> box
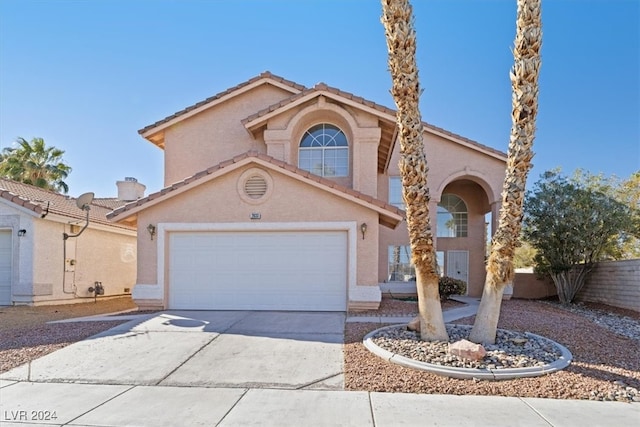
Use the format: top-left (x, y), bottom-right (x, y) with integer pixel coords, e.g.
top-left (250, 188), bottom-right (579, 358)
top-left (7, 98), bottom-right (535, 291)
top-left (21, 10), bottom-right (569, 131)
top-left (108, 72), bottom-right (507, 311)
top-left (0, 178), bottom-right (141, 305)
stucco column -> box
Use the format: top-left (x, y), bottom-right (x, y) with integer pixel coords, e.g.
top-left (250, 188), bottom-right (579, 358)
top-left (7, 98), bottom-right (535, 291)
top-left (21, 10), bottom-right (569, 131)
top-left (352, 128), bottom-right (381, 197)
top-left (263, 129), bottom-right (290, 163)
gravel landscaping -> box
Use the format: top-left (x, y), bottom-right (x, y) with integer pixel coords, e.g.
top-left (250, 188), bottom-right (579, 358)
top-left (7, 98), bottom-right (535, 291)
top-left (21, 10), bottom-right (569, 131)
top-left (345, 299), bottom-right (640, 403)
top-left (371, 324), bottom-right (563, 370)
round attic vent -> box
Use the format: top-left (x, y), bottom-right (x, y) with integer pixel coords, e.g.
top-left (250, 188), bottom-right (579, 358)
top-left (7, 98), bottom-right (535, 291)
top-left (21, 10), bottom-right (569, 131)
top-left (244, 175), bottom-right (267, 199)
top-left (237, 168), bottom-right (273, 205)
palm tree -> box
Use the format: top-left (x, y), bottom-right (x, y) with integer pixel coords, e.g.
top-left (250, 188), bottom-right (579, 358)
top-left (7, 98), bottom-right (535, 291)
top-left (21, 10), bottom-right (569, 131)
top-left (469, 0), bottom-right (542, 344)
top-left (0, 137), bottom-right (72, 193)
top-left (381, 0), bottom-right (448, 341)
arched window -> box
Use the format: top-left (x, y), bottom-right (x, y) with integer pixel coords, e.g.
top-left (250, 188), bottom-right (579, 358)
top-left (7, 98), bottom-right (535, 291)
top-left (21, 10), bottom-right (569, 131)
top-left (298, 124), bottom-right (348, 177)
top-left (437, 194), bottom-right (468, 237)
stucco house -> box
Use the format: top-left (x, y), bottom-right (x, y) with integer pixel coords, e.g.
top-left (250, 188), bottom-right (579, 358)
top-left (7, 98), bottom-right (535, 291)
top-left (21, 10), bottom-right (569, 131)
top-left (108, 72), bottom-right (507, 311)
top-left (0, 178), bottom-right (141, 305)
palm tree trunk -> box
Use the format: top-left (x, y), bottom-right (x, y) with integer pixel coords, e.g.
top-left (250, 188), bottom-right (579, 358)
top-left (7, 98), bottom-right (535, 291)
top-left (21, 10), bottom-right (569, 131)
top-left (381, 0), bottom-right (448, 341)
top-left (470, 0), bottom-right (542, 344)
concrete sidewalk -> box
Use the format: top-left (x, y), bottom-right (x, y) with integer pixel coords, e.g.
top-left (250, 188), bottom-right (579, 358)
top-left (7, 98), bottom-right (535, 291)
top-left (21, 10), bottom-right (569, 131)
top-left (1, 380), bottom-right (637, 426)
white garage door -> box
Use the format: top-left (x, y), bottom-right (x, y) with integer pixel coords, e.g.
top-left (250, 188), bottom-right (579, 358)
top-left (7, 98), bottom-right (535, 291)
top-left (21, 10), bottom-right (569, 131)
top-left (168, 230), bottom-right (347, 311)
top-left (0, 230), bottom-right (12, 305)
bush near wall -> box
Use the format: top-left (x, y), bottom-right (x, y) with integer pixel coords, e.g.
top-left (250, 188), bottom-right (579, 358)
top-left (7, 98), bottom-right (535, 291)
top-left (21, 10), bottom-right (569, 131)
top-left (439, 276), bottom-right (467, 301)
top-left (513, 260), bottom-right (639, 313)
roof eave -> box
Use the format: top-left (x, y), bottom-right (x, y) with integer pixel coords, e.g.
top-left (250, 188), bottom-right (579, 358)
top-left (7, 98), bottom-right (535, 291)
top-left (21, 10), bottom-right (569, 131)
top-left (243, 89), bottom-right (398, 136)
top-left (139, 77), bottom-right (305, 149)
top-left (108, 154), bottom-right (404, 228)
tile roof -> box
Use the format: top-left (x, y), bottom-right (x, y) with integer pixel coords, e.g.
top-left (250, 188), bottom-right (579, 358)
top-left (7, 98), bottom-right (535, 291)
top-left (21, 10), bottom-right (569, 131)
top-left (137, 71), bottom-right (506, 162)
top-left (108, 151), bottom-right (404, 228)
top-left (244, 81), bottom-right (507, 160)
top-left (92, 198), bottom-right (129, 211)
top-left (138, 71), bottom-right (307, 136)
top-left (242, 82), bottom-right (397, 125)
top-left (0, 178), bottom-right (133, 230)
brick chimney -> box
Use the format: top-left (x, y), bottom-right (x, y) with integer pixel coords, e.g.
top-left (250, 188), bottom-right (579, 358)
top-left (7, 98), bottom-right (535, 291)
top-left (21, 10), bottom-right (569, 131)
top-left (116, 177), bottom-right (146, 201)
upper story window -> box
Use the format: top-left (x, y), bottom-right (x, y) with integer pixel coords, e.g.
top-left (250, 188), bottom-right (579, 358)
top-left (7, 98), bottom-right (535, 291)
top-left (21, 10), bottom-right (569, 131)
top-left (389, 176), bottom-right (404, 209)
top-left (437, 194), bottom-right (468, 237)
top-left (298, 124), bottom-right (348, 177)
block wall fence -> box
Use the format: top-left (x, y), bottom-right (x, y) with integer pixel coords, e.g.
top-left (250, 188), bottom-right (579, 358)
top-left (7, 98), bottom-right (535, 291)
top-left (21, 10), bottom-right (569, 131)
top-left (575, 259), bottom-right (639, 312)
top-left (513, 259), bottom-right (639, 313)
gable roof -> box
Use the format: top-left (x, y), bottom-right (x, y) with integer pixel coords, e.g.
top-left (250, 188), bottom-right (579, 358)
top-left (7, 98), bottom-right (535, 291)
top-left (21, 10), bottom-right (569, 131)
top-left (108, 151), bottom-right (404, 229)
top-left (137, 71), bottom-right (506, 172)
top-left (242, 82), bottom-right (400, 173)
top-left (139, 71), bottom-right (306, 149)
top-left (0, 178), bottom-right (133, 230)
top-left (243, 81), bottom-right (507, 165)
top-left (138, 71), bottom-right (507, 165)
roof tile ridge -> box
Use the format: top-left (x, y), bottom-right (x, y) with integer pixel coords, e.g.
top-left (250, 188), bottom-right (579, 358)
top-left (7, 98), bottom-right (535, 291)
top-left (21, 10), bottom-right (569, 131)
top-left (139, 72), bottom-right (306, 135)
top-left (242, 86), bottom-right (317, 125)
top-left (312, 83), bottom-right (398, 116)
top-left (421, 121), bottom-right (507, 157)
top-left (0, 178), bottom-right (70, 199)
top-left (0, 189), bottom-right (44, 214)
top-left (261, 71), bottom-right (307, 91)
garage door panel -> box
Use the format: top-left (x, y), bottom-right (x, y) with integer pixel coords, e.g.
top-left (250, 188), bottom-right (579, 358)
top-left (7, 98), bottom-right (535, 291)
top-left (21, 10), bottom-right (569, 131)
top-left (168, 230), bottom-right (347, 311)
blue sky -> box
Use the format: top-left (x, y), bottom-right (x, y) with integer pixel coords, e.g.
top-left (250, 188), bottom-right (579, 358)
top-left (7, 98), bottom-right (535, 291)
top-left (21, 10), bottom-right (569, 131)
top-left (1, 0), bottom-right (638, 198)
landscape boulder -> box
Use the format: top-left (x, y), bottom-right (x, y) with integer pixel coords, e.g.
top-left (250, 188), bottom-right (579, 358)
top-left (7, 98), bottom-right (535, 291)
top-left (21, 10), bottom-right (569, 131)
top-left (448, 339), bottom-right (487, 361)
top-left (407, 315), bottom-right (420, 332)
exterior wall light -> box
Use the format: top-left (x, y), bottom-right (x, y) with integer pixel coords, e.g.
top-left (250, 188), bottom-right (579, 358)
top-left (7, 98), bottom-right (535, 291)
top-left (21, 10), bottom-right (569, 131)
top-left (147, 224), bottom-right (156, 240)
top-left (360, 222), bottom-right (368, 240)
top-left (17, 229), bottom-right (26, 237)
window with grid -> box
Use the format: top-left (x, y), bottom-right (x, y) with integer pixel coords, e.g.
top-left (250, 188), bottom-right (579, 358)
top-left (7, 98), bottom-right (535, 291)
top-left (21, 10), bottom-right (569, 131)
top-left (389, 176), bottom-right (404, 209)
top-left (298, 124), bottom-right (348, 177)
top-left (437, 194), bottom-right (468, 237)
top-left (388, 245), bottom-right (415, 282)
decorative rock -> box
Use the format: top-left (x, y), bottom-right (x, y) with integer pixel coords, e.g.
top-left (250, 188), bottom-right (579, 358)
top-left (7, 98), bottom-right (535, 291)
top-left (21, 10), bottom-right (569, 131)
top-left (407, 315), bottom-right (420, 332)
top-left (371, 324), bottom-right (565, 371)
top-left (449, 339), bottom-right (487, 361)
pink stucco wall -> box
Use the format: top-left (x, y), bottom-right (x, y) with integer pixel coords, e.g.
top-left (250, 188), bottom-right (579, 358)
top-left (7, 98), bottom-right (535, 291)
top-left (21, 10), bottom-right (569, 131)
top-left (163, 84), bottom-right (293, 185)
top-left (135, 165), bottom-right (380, 294)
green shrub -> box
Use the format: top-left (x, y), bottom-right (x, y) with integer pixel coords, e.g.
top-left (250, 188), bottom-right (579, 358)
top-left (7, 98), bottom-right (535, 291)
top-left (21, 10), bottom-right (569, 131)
top-left (438, 276), bottom-right (467, 301)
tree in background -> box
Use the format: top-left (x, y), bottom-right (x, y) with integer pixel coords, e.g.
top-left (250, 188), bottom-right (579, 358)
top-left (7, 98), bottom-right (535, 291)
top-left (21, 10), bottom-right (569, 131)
top-left (608, 171), bottom-right (640, 259)
top-left (522, 170), bottom-right (638, 304)
top-left (381, 0), bottom-right (448, 341)
top-left (469, 0), bottom-right (542, 344)
top-left (513, 241), bottom-right (537, 269)
top-left (0, 137), bottom-right (72, 193)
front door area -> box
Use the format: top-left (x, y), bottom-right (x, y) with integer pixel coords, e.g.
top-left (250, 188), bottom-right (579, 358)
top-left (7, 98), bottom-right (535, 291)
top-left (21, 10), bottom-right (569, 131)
top-left (445, 250), bottom-right (469, 292)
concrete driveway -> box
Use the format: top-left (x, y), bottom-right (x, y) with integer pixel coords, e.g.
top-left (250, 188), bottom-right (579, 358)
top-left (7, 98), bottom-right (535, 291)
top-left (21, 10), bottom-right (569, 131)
top-left (0, 311), bottom-right (345, 390)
